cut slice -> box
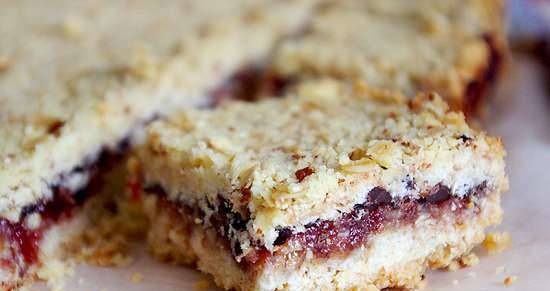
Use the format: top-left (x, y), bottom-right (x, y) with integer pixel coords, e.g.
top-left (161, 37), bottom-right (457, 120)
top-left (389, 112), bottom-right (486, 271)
top-left (0, 0), bottom-right (318, 287)
top-left (272, 0), bottom-right (508, 115)
top-left (136, 80), bottom-right (508, 291)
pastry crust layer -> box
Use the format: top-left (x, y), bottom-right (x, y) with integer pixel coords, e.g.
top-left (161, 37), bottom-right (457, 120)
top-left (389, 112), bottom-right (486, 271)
top-left (144, 191), bottom-right (502, 291)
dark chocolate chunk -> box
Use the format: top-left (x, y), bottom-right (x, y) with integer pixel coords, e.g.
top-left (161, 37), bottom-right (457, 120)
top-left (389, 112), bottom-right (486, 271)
top-left (425, 184), bottom-right (452, 204)
top-left (367, 187), bottom-right (392, 205)
top-left (233, 240), bottom-right (243, 257)
top-left (231, 212), bottom-right (248, 231)
top-left (273, 227), bottom-right (293, 246)
top-left (458, 134), bottom-right (473, 144)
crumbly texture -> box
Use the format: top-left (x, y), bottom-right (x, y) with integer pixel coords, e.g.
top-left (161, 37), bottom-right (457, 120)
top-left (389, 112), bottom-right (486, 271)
top-left (0, 0), bottom-right (318, 221)
top-left (482, 231), bottom-right (512, 254)
top-left (0, 210), bottom-right (88, 291)
top-left (273, 0), bottom-right (507, 112)
top-left (61, 159), bottom-right (148, 268)
top-left (0, 158), bottom-right (146, 289)
top-left (144, 189), bottom-right (502, 291)
top-left (138, 80), bottom-right (507, 248)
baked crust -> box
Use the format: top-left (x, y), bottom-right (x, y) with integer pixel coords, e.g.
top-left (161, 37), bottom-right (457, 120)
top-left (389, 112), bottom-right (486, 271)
top-left (144, 191), bottom-right (502, 291)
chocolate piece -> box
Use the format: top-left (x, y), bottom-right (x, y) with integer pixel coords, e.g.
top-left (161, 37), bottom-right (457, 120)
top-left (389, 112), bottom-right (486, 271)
top-left (458, 134), bottom-right (473, 144)
top-left (425, 184), bottom-right (452, 204)
top-left (367, 187), bottom-right (392, 206)
top-left (274, 227), bottom-right (293, 246)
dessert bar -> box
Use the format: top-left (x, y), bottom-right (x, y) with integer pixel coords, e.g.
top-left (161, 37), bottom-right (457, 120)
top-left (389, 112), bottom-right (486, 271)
top-left (137, 80), bottom-right (508, 290)
top-left (273, 0), bottom-right (507, 115)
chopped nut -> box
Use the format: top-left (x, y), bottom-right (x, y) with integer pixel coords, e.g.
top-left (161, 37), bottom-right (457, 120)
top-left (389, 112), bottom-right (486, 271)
top-left (295, 166), bottom-right (314, 182)
top-left (368, 87), bottom-right (406, 104)
top-left (340, 157), bottom-right (378, 173)
top-left (349, 148), bottom-right (367, 161)
top-left (503, 275), bottom-right (517, 286)
top-left (482, 231), bottom-right (511, 254)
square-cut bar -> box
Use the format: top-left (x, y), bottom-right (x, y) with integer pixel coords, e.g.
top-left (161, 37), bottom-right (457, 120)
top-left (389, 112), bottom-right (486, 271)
top-left (273, 0), bottom-right (508, 115)
top-left (137, 80), bottom-right (508, 291)
top-left (0, 0), bottom-right (317, 288)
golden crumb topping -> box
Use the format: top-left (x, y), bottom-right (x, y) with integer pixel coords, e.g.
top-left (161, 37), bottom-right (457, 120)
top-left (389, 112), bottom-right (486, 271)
top-left (139, 79), bottom-right (507, 244)
top-left (273, 0), bottom-right (506, 108)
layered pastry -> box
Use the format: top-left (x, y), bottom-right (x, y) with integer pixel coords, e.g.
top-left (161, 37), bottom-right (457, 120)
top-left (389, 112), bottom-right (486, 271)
top-left (0, 0), bottom-right (318, 288)
top-left (136, 80), bottom-right (508, 291)
top-left (273, 0), bottom-right (507, 115)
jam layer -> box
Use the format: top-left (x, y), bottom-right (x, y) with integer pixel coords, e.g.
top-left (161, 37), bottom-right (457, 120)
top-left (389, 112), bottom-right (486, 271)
top-left (147, 182), bottom-right (488, 272)
top-left (209, 65), bottom-right (292, 107)
top-left (0, 143), bottom-right (126, 281)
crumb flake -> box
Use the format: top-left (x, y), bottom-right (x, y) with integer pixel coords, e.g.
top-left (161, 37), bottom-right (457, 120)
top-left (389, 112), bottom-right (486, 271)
top-left (482, 231), bottom-right (511, 254)
top-left (459, 252), bottom-right (480, 267)
top-left (503, 275), bottom-right (517, 286)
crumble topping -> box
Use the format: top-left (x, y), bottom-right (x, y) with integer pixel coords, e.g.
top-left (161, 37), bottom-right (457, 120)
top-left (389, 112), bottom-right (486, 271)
top-left (139, 80), bottom-right (507, 248)
top-left (272, 0), bottom-right (506, 113)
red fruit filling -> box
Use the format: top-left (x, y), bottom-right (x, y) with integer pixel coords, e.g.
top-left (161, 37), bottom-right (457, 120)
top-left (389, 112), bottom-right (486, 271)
top-left (148, 182), bottom-right (488, 272)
